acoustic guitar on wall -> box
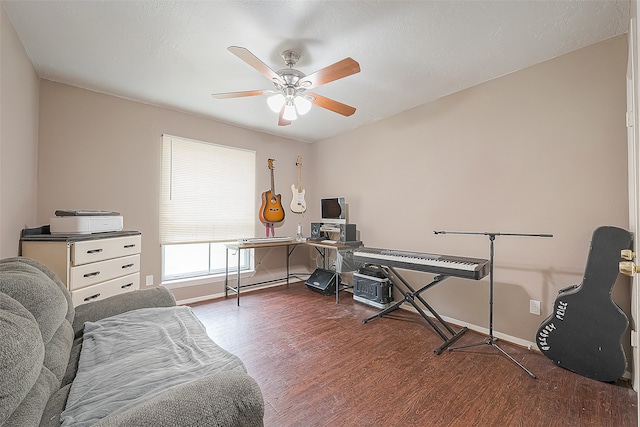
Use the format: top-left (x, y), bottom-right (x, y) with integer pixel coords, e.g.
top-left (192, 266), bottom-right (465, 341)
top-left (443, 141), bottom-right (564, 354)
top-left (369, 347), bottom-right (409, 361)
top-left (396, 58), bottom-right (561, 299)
top-left (259, 159), bottom-right (285, 224)
top-left (290, 155), bottom-right (307, 213)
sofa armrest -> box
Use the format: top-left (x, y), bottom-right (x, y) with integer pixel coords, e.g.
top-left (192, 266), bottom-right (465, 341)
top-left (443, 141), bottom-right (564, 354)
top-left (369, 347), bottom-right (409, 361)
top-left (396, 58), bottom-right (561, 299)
top-left (72, 286), bottom-right (176, 337)
top-left (93, 371), bottom-right (264, 427)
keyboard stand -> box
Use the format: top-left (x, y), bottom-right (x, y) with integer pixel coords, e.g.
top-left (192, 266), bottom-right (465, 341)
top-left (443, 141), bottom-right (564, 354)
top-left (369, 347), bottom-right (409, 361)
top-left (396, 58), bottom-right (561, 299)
top-left (362, 266), bottom-right (468, 355)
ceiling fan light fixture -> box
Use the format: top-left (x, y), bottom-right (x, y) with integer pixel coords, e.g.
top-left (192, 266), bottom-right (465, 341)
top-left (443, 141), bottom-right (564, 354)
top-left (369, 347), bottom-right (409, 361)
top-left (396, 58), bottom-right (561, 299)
top-left (283, 102), bottom-right (298, 121)
top-left (294, 96), bottom-right (312, 115)
top-left (267, 93), bottom-right (285, 113)
top-left (215, 46), bottom-right (359, 126)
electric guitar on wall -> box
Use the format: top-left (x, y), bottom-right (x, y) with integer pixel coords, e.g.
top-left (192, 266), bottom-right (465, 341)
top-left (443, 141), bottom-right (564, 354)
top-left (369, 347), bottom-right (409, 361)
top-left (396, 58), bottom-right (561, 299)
top-left (290, 155), bottom-right (307, 213)
top-left (259, 159), bottom-right (285, 224)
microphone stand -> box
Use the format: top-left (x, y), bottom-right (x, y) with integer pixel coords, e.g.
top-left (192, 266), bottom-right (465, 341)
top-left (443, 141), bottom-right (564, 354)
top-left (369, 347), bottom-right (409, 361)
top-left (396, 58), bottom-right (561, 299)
top-left (433, 230), bottom-right (553, 379)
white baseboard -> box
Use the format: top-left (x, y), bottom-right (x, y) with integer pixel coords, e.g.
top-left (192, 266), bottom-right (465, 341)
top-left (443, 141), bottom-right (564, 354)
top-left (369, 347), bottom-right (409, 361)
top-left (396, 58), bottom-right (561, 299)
top-left (176, 292), bottom-right (226, 306)
top-left (397, 303), bottom-right (539, 351)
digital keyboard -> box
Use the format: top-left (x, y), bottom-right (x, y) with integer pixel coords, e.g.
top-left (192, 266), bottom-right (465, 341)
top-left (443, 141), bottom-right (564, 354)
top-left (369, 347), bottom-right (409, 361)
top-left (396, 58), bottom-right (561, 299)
top-left (237, 236), bottom-right (293, 244)
top-left (352, 247), bottom-right (490, 280)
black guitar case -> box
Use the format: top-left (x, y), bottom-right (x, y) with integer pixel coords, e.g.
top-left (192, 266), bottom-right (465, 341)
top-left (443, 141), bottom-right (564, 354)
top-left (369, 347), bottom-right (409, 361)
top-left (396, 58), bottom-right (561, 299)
top-left (536, 226), bottom-right (632, 382)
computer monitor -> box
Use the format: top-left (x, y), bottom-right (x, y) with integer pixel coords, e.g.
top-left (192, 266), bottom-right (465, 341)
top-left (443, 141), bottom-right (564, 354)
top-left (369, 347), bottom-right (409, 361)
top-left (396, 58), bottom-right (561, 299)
top-left (321, 197), bottom-right (347, 224)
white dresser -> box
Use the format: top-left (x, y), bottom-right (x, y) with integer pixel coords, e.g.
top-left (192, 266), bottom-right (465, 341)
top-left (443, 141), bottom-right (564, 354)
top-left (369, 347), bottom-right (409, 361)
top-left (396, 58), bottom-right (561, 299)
top-left (21, 229), bottom-right (142, 306)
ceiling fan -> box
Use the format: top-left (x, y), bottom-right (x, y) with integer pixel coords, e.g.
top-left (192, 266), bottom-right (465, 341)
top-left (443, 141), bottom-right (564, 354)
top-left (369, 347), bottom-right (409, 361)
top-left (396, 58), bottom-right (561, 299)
top-left (212, 46), bottom-right (361, 126)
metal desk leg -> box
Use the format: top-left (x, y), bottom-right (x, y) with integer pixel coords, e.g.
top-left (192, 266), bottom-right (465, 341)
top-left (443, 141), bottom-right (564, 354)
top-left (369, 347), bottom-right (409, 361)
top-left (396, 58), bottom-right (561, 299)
top-left (225, 247), bottom-right (229, 298)
top-left (236, 248), bottom-right (241, 306)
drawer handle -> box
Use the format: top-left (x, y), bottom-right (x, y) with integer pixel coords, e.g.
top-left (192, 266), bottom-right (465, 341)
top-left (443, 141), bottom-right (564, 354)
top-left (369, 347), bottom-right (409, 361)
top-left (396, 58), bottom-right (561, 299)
top-left (86, 249), bottom-right (103, 254)
top-left (124, 244), bottom-right (136, 249)
top-left (83, 271), bottom-right (100, 278)
top-left (121, 283), bottom-right (133, 289)
top-left (121, 263), bottom-right (134, 269)
top-left (83, 293), bottom-right (101, 302)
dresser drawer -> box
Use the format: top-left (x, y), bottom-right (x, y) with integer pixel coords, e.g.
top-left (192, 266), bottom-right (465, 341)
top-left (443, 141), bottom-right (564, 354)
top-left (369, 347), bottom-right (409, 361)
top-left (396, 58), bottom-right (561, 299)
top-left (69, 254), bottom-right (140, 290)
top-left (71, 272), bottom-right (140, 306)
top-left (71, 235), bottom-right (141, 266)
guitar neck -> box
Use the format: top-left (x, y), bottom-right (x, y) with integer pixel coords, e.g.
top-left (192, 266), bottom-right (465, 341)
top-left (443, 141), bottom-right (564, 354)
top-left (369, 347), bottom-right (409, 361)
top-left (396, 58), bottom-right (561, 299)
top-left (296, 155), bottom-right (303, 192)
top-left (270, 167), bottom-right (276, 195)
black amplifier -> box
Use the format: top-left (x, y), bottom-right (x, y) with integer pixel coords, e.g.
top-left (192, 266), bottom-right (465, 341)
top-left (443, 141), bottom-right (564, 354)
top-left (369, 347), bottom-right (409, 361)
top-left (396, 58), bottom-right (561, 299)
top-left (353, 271), bottom-right (393, 308)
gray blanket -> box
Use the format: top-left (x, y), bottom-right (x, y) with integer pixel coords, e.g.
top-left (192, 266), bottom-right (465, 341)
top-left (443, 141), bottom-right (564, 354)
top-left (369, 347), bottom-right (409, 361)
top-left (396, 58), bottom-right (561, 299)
top-left (60, 306), bottom-right (246, 426)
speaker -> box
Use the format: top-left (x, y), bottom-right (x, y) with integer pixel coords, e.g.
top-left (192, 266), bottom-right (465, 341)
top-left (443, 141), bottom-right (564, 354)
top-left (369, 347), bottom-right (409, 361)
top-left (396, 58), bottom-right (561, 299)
top-left (310, 222), bottom-right (322, 240)
top-left (339, 224), bottom-right (357, 242)
top-left (305, 268), bottom-right (337, 295)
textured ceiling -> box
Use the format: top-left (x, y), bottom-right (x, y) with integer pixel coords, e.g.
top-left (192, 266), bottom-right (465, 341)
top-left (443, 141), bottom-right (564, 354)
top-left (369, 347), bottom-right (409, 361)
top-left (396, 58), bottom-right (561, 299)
top-left (3, 0), bottom-right (630, 143)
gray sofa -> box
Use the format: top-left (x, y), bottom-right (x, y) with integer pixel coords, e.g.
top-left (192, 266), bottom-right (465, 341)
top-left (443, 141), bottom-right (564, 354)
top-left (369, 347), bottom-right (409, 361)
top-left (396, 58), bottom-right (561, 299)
top-left (0, 257), bottom-right (264, 426)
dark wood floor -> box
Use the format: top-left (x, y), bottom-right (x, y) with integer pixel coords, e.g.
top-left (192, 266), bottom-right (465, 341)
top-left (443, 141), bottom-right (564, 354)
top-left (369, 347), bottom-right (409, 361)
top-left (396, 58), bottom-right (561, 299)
top-left (190, 283), bottom-right (637, 427)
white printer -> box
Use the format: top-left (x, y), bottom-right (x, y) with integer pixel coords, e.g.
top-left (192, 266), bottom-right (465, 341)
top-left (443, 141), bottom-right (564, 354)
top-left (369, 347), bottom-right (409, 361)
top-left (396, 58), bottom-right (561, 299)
top-left (50, 210), bottom-right (123, 234)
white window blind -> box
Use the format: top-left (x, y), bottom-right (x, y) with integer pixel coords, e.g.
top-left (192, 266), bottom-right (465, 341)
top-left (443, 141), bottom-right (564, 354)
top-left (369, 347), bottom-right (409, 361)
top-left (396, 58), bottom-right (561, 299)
top-left (160, 135), bottom-right (256, 244)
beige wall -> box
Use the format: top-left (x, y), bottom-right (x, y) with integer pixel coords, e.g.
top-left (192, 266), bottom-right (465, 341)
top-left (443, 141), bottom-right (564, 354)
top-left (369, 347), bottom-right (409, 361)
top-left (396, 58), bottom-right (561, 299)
top-left (36, 81), bottom-right (314, 302)
top-left (0, 4), bottom-right (39, 258)
top-left (311, 35), bottom-right (630, 345)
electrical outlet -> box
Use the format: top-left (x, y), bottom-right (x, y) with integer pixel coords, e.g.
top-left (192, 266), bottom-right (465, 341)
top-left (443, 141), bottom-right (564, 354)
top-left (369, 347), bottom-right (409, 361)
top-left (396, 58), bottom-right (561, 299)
top-left (529, 299), bottom-right (541, 315)
top-left (146, 275), bottom-right (153, 286)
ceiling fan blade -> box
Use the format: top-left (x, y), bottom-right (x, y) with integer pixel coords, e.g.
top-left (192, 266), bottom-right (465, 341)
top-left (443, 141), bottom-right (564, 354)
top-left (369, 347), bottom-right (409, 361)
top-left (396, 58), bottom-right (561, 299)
top-left (300, 58), bottom-right (360, 89)
top-left (228, 46), bottom-right (284, 84)
top-left (308, 93), bottom-right (356, 117)
top-left (212, 89), bottom-right (271, 99)
top-left (278, 105), bottom-right (292, 126)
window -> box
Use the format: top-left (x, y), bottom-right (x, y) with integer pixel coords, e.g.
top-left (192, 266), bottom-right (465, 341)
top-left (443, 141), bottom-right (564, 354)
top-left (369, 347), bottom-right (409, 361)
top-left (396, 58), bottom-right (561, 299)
top-left (162, 242), bottom-right (249, 280)
top-left (160, 135), bottom-right (256, 281)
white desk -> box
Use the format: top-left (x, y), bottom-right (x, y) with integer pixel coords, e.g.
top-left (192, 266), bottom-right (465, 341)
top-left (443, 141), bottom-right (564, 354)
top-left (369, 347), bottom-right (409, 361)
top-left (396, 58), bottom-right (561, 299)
top-left (224, 240), bottom-right (361, 305)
